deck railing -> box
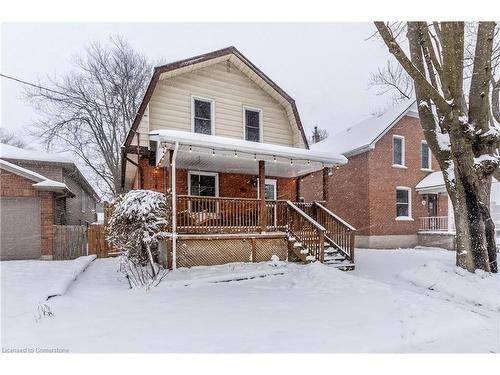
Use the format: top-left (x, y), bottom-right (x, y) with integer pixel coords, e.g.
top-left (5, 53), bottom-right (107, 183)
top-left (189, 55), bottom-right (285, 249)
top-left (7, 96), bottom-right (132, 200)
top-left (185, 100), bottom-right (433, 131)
top-left (176, 195), bottom-right (288, 233)
top-left (314, 202), bottom-right (356, 263)
top-left (419, 216), bottom-right (450, 232)
top-left (174, 195), bottom-right (355, 264)
top-left (287, 201), bottom-right (325, 262)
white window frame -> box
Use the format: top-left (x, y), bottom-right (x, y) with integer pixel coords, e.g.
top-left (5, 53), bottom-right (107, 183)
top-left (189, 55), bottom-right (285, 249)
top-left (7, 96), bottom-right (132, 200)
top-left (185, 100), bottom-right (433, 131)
top-left (392, 135), bottom-right (406, 168)
top-left (243, 105), bottom-right (264, 143)
top-left (191, 95), bottom-right (215, 135)
top-left (187, 171), bottom-right (219, 197)
top-left (421, 140), bottom-right (432, 171)
top-left (256, 178), bottom-right (277, 199)
top-left (81, 188), bottom-right (86, 213)
top-left (395, 186), bottom-right (413, 221)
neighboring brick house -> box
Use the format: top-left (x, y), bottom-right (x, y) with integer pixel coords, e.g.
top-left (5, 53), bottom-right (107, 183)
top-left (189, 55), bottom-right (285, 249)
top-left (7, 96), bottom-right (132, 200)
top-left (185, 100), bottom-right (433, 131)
top-left (0, 144), bottom-right (98, 260)
top-left (121, 47), bottom-right (356, 270)
top-left (303, 101), bottom-right (454, 249)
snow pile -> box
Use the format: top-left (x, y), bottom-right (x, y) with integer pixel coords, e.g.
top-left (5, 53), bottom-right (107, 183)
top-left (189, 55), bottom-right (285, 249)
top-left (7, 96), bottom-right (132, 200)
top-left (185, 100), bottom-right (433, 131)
top-left (44, 255), bottom-right (97, 299)
top-left (0, 143), bottom-right (74, 163)
top-left (399, 261), bottom-right (500, 311)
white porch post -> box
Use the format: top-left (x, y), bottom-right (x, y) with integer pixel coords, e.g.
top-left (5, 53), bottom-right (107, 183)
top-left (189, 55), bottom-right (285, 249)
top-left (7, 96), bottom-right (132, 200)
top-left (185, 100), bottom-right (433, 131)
top-left (447, 194), bottom-right (455, 232)
top-left (171, 142), bottom-right (179, 270)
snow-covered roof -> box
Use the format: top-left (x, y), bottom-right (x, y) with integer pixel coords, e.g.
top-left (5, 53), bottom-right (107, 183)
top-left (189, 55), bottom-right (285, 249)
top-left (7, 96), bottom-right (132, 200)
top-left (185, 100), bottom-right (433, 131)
top-left (312, 100), bottom-right (418, 156)
top-left (150, 129), bottom-right (347, 165)
top-left (415, 171), bottom-right (447, 194)
top-left (0, 143), bottom-right (74, 164)
top-left (0, 158), bottom-right (74, 196)
top-left (150, 129), bottom-right (347, 178)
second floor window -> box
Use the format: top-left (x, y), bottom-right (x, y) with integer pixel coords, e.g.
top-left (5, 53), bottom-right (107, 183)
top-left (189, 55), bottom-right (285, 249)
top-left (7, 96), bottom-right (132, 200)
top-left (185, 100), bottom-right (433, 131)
top-left (193, 98), bottom-right (213, 135)
top-left (421, 141), bottom-right (431, 170)
top-left (393, 135), bottom-right (405, 166)
top-left (244, 108), bottom-right (261, 142)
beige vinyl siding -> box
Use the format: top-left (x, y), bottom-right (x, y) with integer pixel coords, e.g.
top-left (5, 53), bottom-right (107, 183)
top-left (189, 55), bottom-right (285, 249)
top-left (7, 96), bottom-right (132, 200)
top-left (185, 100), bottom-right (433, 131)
top-left (149, 61), bottom-right (299, 147)
top-left (135, 104), bottom-right (150, 147)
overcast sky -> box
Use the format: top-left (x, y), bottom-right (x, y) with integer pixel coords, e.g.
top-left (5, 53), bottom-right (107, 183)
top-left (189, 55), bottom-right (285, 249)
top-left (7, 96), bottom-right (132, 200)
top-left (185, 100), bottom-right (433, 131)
top-left (1, 23), bottom-right (394, 148)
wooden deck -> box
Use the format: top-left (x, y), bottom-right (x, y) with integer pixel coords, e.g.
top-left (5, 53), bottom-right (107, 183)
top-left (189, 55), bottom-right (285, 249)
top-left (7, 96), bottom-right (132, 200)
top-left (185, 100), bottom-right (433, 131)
top-left (172, 195), bottom-right (356, 266)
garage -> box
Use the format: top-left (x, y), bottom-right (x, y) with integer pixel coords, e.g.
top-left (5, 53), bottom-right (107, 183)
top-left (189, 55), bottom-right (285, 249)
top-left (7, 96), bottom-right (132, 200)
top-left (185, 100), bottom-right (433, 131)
top-left (0, 197), bottom-right (41, 260)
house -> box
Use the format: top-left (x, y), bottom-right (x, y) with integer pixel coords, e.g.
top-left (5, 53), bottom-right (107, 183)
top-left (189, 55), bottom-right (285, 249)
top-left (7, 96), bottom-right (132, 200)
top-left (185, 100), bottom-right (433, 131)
top-left (306, 100), bottom-right (456, 250)
top-left (0, 144), bottom-right (98, 260)
top-left (121, 46), bottom-right (356, 270)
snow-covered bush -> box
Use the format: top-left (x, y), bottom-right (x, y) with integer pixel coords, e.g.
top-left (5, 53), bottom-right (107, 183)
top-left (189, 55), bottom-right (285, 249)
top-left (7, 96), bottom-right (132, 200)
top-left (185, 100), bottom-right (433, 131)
top-left (107, 190), bottom-right (171, 288)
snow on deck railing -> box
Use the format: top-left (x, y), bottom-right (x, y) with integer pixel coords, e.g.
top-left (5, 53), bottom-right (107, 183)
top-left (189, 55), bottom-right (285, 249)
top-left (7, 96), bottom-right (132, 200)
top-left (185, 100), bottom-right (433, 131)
top-left (419, 216), bottom-right (451, 232)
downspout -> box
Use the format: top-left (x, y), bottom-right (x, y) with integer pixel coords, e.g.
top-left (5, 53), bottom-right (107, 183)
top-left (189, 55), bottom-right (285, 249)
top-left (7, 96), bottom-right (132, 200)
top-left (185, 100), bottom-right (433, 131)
top-left (171, 141), bottom-right (179, 270)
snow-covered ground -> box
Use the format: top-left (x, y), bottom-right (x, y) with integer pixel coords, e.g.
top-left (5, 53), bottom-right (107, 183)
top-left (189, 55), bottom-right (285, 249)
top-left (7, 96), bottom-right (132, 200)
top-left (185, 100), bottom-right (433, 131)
top-left (1, 248), bottom-right (498, 353)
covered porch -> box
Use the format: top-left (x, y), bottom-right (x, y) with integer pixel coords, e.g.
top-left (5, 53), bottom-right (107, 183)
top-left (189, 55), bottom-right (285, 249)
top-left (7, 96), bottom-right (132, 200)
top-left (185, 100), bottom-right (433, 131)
top-left (150, 129), bottom-right (355, 269)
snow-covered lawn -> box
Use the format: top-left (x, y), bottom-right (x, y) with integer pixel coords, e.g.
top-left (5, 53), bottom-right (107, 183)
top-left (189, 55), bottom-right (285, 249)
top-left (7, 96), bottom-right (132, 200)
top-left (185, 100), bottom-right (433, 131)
top-left (1, 248), bottom-right (498, 353)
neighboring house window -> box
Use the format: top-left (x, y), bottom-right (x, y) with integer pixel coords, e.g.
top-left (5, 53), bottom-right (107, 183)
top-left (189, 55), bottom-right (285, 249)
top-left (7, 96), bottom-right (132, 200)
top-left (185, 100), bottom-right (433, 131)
top-left (396, 187), bottom-right (412, 219)
top-left (244, 107), bottom-right (262, 142)
top-left (81, 188), bottom-right (87, 213)
top-left (188, 171), bottom-right (219, 212)
top-left (393, 135), bottom-right (405, 167)
top-left (192, 96), bottom-right (214, 135)
top-left (421, 141), bottom-right (432, 170)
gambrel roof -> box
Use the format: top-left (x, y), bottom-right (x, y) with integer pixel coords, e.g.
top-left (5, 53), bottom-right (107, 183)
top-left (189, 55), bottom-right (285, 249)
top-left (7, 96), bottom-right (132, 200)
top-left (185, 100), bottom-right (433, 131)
top-left (124, 46), bottom-right (309, 149)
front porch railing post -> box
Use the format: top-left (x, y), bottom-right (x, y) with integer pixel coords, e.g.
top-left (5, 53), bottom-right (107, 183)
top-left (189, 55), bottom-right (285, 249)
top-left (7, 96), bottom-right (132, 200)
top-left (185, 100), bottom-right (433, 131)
top-left (259, 160), bottom-right (267, 232)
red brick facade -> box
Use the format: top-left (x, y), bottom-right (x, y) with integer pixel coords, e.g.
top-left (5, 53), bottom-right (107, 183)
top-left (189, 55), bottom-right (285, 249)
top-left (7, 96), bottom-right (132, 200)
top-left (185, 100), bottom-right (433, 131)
top-left (302, 115), bottom-right (448, 240)
top-left (0, 170), bottom-right (54, 256)
top-left (134, 157), bottom-right (299, 201)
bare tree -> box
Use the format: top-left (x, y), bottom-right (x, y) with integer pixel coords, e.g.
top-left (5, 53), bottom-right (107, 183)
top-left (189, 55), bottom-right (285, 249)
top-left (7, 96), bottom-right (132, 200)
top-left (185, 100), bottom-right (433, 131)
top-left (375, 21), bottom-right (499, 273)
top-left (25, 36), bottom-right (153, 198)
top-left (309, 126), bottom-right (329, 144)
top-left (369, 59), bottom-right (414, 104)
top-left (0, 128), bottom-right (27, 148)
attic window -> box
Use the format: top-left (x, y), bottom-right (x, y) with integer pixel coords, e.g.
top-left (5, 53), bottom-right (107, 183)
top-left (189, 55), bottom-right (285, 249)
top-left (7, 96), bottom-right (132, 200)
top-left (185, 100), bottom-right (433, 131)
top-left (244, 107), bottom-right (262, 142)
top-left (192, 96), bottom-right (214, 135)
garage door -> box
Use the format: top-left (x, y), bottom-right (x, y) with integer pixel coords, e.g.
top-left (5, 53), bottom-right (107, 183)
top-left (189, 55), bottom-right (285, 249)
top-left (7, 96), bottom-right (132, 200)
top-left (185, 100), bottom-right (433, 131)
top-left (0, 197), bottom-right (41, 260)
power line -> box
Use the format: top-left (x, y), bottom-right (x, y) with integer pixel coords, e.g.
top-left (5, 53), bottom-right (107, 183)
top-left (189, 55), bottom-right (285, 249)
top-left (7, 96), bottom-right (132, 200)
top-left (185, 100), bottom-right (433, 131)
top-left (0, 73), bottom-right (68, 97)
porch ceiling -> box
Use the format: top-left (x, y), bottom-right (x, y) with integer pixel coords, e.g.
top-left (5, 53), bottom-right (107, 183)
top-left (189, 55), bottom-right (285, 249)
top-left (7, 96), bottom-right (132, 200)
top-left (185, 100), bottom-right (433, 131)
top-left (151, 129), bottom-right (347, 178)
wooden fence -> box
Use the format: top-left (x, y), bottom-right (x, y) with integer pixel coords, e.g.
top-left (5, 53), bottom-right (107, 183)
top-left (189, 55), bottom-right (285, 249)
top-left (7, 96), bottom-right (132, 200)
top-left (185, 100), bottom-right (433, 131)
top-left (87, 224), bottom-right (113, 258)
top-left (53, 225), bottom-right (87, 260)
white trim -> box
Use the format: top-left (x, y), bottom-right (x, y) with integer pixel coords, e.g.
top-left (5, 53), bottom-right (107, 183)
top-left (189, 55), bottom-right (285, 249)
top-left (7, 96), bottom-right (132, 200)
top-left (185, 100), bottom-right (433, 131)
top-left (392, 164), bottom-right (408, 169)
top-left (242, 105), bottom-right (264, 143)
top-left (396, 186), bottom-right (412, 219)
top-left (187, 170), bottom-right (219, 197)
top-left (370, 101), bottom-right (417, 147)
top-left (191, 95), bottom-right (215, 135)
top-left (392, 135), bottom-right (405, 167)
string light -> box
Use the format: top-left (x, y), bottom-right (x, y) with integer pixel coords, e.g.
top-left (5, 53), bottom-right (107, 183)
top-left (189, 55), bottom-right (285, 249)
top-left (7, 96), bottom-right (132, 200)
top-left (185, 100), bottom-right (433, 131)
top-left (307, 160), bottom-right (310, 166)
top-left (234, 151), bottom-right (238, 158)
top-left (322, 162), bottom-right (325, 168)
top-left (273, 155), bottom-right (277, 162)
top-left (189, 146), bottom-right (192, 153)
top-left (212, 149), bottom-right (215, 157)
top-left (254, 154), bottom-right (257, 161)
top-left (336, 165), bottom-right (340, 170)
top-left (290, 159), bottom-right (293, 166)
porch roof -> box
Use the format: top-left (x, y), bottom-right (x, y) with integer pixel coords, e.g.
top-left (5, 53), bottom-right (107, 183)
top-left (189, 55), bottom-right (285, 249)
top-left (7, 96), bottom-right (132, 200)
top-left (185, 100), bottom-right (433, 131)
top-left (416, 172), bottom-right (447, 194)
top-left (150, 129), bottom-right (347, 178)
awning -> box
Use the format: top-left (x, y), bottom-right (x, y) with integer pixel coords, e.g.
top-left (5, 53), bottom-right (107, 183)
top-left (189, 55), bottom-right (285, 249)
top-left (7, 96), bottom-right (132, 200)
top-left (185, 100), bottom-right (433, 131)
top-left (150, 129), bottom-right (347, 178)
top-left (416, 172), bottom-right (447, 194)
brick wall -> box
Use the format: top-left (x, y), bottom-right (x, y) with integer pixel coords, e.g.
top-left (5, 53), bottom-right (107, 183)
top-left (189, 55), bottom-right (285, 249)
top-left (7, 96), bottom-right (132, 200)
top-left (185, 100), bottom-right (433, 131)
top-left (135, 157), bottom-right (298, 201)
top-left (367, 115), bottom-right (441, 236)
top-left (0, 169), bottom-right (55, 256)
top-left (301, 115), bottom-right (446, 238)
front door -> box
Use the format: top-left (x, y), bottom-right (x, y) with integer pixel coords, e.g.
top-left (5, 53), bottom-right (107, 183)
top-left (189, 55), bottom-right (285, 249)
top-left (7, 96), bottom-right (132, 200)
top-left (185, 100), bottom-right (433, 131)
top-left (426, 194), bottom-right (438, 229)
top-left (258, 179), bottom-right (277, 228)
